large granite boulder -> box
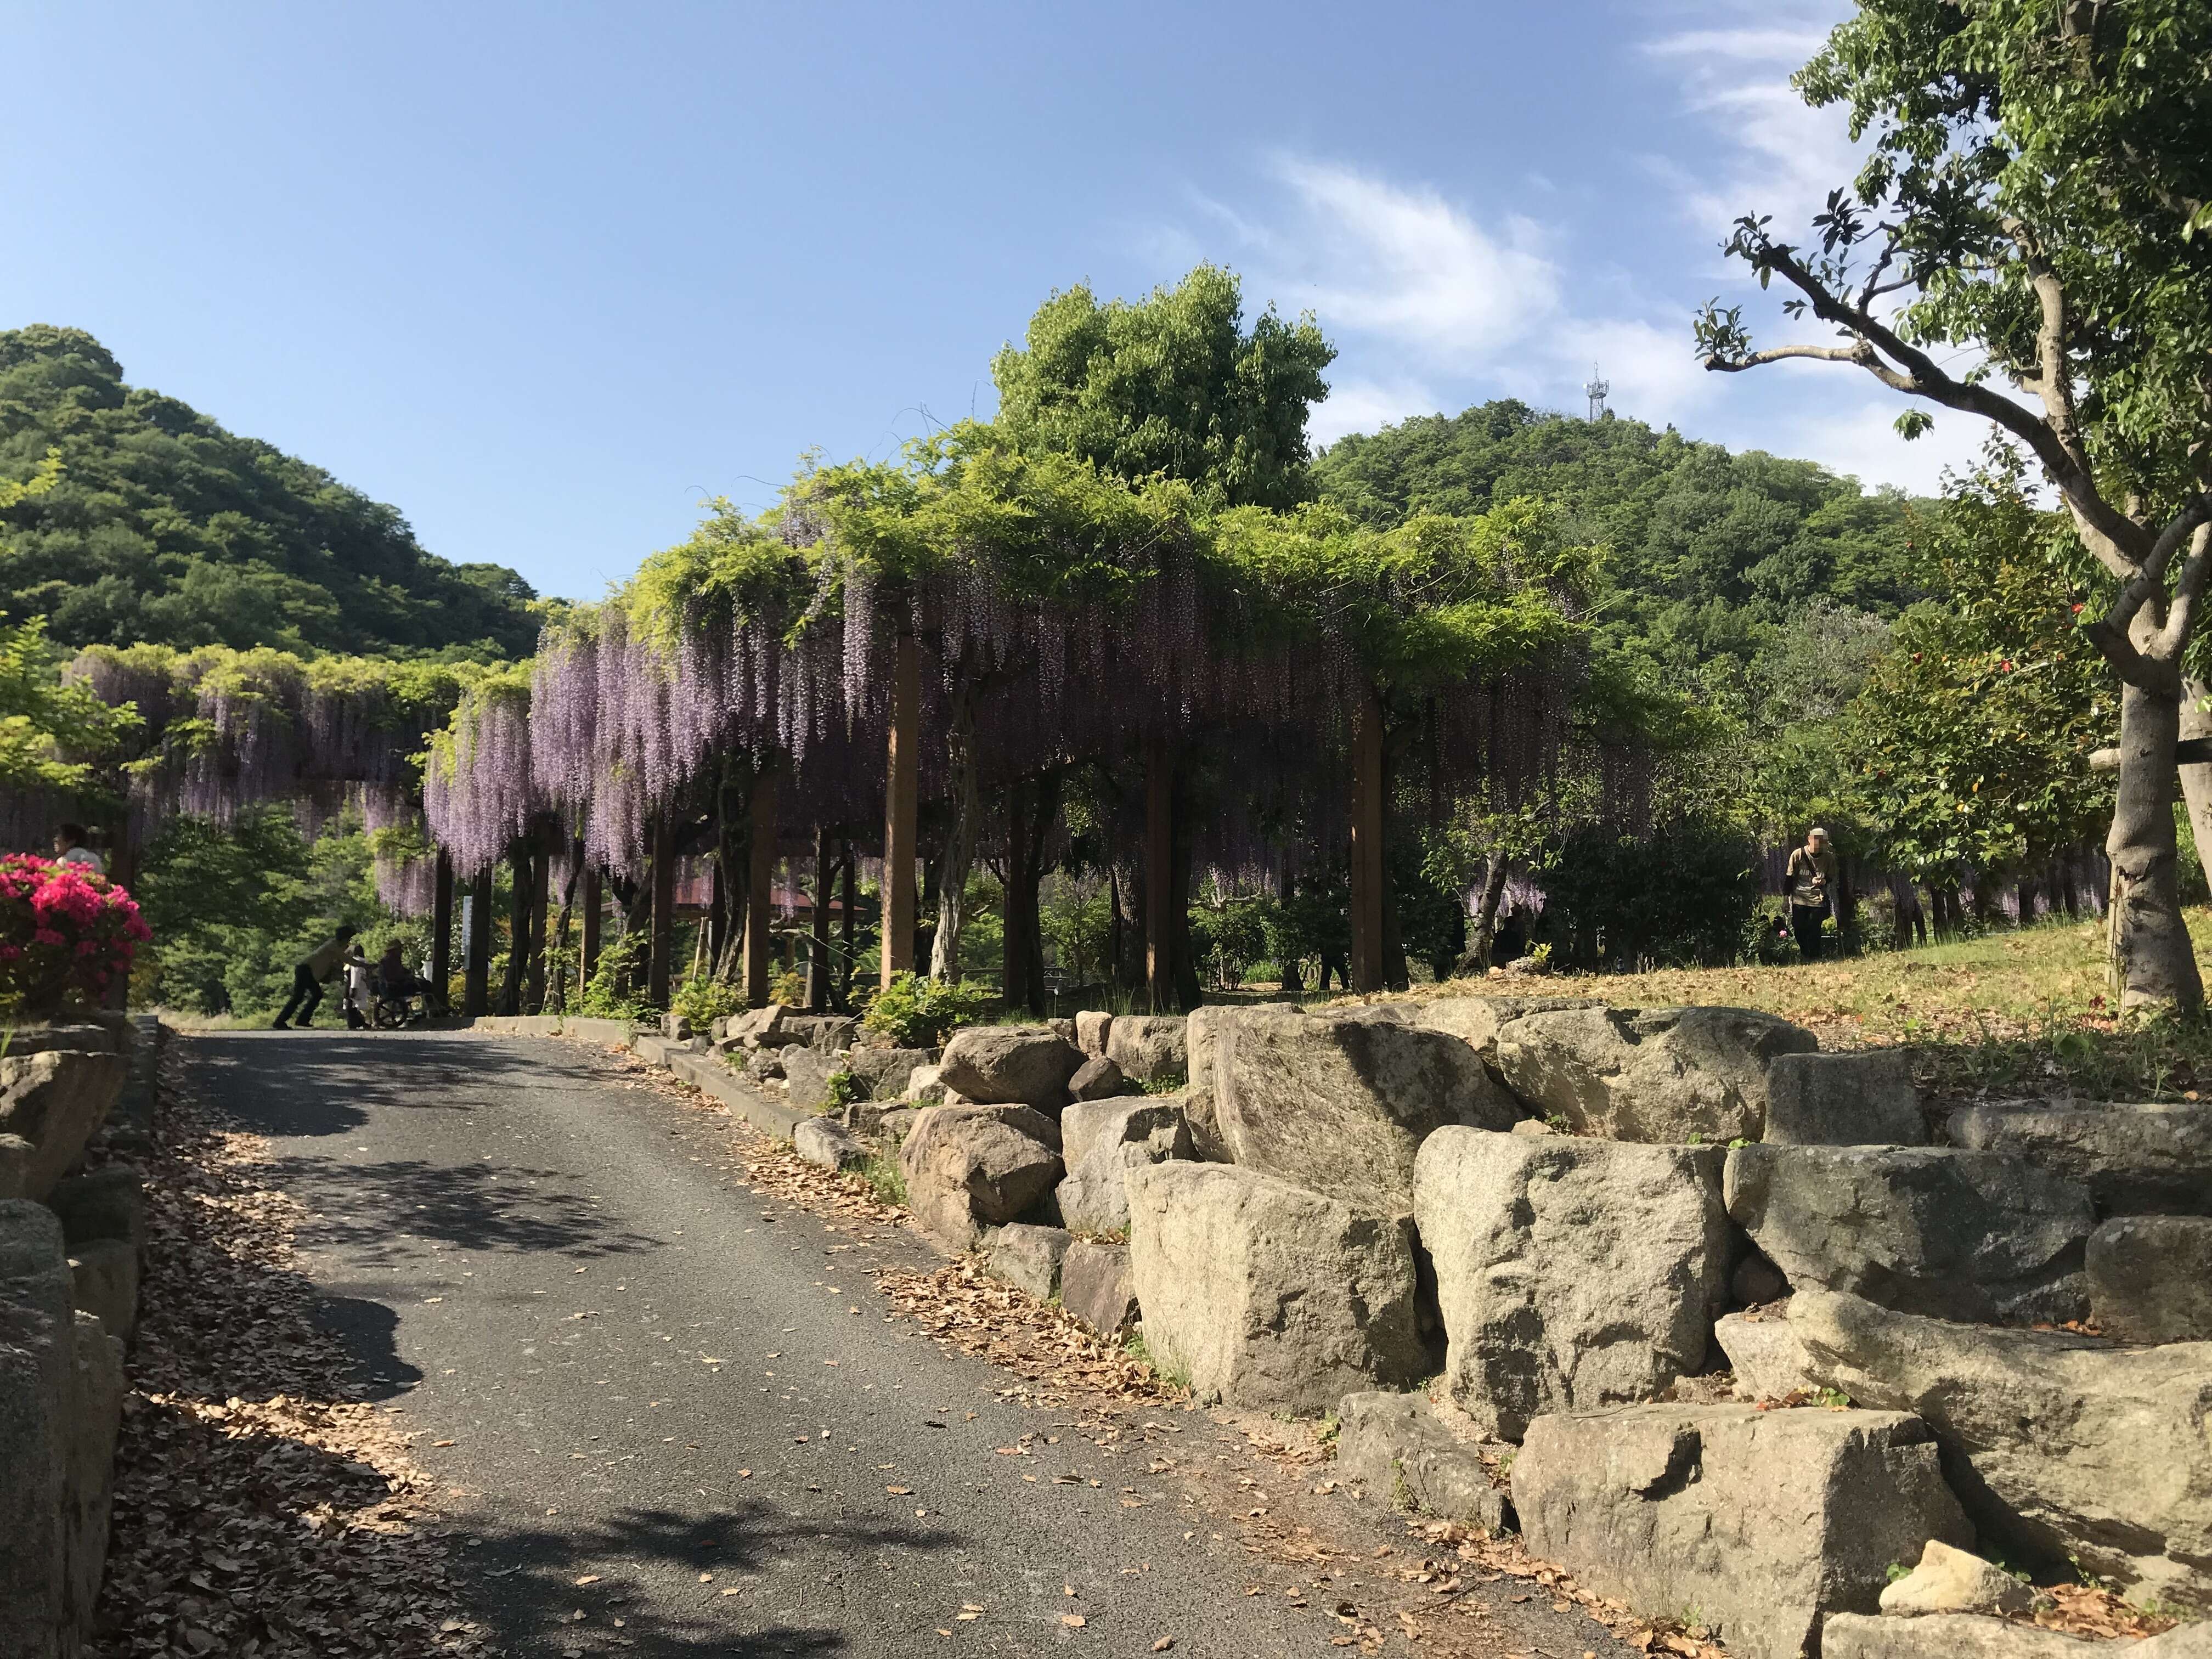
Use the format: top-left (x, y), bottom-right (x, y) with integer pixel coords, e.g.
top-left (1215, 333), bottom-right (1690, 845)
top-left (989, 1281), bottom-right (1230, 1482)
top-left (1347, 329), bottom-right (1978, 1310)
top-left (898, 1105), bottom-right (1064, 1254)
top-left (938, 1026), bottom-right (1084, 1112)
top-left (46, 1166), bottom-right (143, 1252)
top-left (1385, 994), bottom-right (1599, 1075)
top-left (1790, 1288), bottom-right (2212, 1610)
top-left (1713, 1311), bottom-right (1819, 1401)
top-left (1413, 1127), bottom-right (1728, 1440)
top-left (1056, 1099), bottom-right (1193, 1235)
top-left (838, 1046), bottom-right (936, 1101)
top-left (1065, 1056), bottom-right (1126, 1102)
top-left (0, 1050), bottom-right (129, 1203)
top-left (780, 1047), bottom-right (840, 1113)
top-left (1, 1200), bottom-right (125, 1659)
top-left (1762, 1049), bottom-right (1926, 1146)
top-left (1513, 1403), bottom-right (1971, 1659)
top-left (1183, 1005), bottom-right (1228, 1161)
top-left (1821, 1613), bottom-right (2106, 1658)
top-left (1335, 1391), bottom-right (1511, 1532)
top-left (1126, 1162), bottom-right (1426, 1410)
top-left (1724, 1145), bottom-right (2094, 1324)
top-left (1493, 1005), bottom-right (1818, 1143)
top-left (2089, 1215), bottom-right (2212, 1343)
top-left (1074, 1011), bottom-right (1112, 1057)
top-left (1946, 1100), bottom-right (2212, 1216)
top-left (1213, 1005), bottom-right (1520, 1211)
top-left (1105, 1015), bottom-right (1187, 1085)
top-left (792, 1116), bottom-right (868, 1172)
top-left (981, 1223), bottom-right (1073, 1301)
top-left (1060, 1240), bottom-right (1138, 1340)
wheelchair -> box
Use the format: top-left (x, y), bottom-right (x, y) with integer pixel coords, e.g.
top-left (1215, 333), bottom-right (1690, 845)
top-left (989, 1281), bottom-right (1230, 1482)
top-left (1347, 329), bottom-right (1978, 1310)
top-left (371, 970), bottom-right (442, 1029)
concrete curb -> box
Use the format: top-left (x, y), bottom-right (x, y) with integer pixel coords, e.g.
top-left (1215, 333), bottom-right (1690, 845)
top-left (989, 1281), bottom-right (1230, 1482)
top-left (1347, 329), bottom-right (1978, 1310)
top-left (665, 1051), bottom-right (814, 1143)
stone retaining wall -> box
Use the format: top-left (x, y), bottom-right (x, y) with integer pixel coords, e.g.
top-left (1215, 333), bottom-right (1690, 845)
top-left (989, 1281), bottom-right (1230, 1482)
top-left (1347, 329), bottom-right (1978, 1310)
top-left (0, 1013), bottom-right (153, 1659)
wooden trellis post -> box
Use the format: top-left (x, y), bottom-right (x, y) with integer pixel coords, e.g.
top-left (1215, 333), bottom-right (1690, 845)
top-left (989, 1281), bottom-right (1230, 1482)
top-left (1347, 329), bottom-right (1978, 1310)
top-left (882, 631), bottom-right (921, 986)
top-left (1348, 681), bottom-right (1387, 994)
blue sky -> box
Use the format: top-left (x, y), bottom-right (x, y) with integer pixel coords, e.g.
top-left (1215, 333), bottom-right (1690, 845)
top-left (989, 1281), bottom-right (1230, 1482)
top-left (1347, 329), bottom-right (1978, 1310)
top-left (2, 1), bottom-right (1985, 603)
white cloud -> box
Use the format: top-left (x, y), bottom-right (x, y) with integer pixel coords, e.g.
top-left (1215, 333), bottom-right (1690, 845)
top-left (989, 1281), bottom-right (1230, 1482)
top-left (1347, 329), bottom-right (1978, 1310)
top-left (1310, 374), bottom-right (1445, 449)
top-left (1258, 159), bottom-right (1562, 370)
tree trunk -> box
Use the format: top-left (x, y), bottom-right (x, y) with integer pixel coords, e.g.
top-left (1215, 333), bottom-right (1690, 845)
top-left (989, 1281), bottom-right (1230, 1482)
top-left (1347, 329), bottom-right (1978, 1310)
top-left (2107, 681), bottom-right (2204, 1011)
top-left (648, 810), bottom-right (676, 1009)
top-left (1835, 857), bottom-right (1859, 956)
top-left (712, 757), bottom-right (751, 983)
top-left (839, 838), bottom-right (857, 1010)
top-left (525, 840), bottom-right (550, 1013)
top-left (1169, 757), bottom-right (1201, 1012)
top-left (431, 851), bottom-right (454, 1012)
top-left (546, 840), bottom-right (581, 1014)
top-left (1347, 681), bottom-right (1386, 993)
top-left (580, 863), bottom-right (603, 992)
top-left (931, 667), bottom-right (984, 982)
top-left (743, 766), bottom-right (780, 1008)
top-left (882, 631), bottom-right (921, 988)
top-left (498, 843), bottom-right (529, 1015)
top-left (1459, 854), bottom-right (1511, 975)
top-left (807, 823), bottom-right (832, 1012)
top-left (464, 866), bottom-right (493, 1017)
top-left (1143, 733), bottom-right (1176, 1011)
top-left (2177, 676), bottom-right (2212, 884)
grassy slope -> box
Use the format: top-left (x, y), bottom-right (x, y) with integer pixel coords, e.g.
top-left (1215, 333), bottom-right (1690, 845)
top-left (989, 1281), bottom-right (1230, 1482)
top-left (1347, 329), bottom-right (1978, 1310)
top-left (1375, 910), bottom-right (2212, 1108)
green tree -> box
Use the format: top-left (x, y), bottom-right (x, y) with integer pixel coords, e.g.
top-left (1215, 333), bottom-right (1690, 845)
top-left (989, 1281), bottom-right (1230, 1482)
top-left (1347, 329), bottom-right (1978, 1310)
top-left (0, 616), bottom-right (140, 792)
top-left (991, 265), bottom-right (1336, 509)
top-left (0, 326), bottom-right (542, 658)
top-left (1695, 1), bottom-right (2212, 1009)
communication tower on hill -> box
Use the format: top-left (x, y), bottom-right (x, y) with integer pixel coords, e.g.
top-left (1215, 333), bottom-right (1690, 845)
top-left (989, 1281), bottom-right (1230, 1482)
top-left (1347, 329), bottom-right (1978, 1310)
top-left (1585, 364), bottom-right (1611, 421)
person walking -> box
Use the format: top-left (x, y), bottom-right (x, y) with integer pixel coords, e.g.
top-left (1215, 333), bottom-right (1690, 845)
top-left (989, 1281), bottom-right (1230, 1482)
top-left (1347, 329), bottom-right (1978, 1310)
top-left (50, 823), bottom-right (105, 874)
top-left (274, 926), bottom-right (358, 1029)
top-left (1785, 827), bottom-right (1838, 963)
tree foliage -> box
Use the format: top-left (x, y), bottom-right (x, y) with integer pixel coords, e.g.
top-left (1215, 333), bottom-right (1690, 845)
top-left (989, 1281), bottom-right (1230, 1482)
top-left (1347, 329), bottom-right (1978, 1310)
top-left (0, 617), bottom-right (140, 792)
top-left (991, 266), bottom-right (1335, 510)
top-left (0, 326), bottom-right (543, 658)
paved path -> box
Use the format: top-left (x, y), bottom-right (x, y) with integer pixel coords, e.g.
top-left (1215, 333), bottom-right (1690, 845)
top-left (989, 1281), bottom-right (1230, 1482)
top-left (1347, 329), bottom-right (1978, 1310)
top-left (186, 1028), bottom-right (1632, 1659)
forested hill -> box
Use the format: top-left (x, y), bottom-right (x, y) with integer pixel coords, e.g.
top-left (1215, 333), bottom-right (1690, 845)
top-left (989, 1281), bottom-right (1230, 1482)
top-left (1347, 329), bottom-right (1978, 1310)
top-left (0, 325), bottom-right (541, 658)
top-left (1312, 400), bottom-right (1926, 673)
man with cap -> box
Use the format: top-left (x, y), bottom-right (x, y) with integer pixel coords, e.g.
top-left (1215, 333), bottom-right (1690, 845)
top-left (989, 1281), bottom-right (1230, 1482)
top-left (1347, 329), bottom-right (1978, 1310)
top-left (1785, 827), bottom-right (1839, 962)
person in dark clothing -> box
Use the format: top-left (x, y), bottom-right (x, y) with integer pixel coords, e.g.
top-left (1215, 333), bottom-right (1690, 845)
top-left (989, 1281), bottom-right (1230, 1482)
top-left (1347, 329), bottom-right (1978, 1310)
top-left (1785, 828), bottom-right (1838, 962)
top-left (274, 926), bottom-right (357, 1029)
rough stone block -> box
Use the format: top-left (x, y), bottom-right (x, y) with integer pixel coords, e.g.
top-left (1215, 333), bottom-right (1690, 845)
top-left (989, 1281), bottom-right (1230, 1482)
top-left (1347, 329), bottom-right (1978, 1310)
top-left (1493, 1005), bottom-right (1818, 1144)
top-left (0, 1134), bottom-right (31, 1201)
top-left (1105, 1014), bottom-right (1187, 1084)
top-left (1126, 1162), bottom-right (1425, 1410)
top-left (1413, 1127), bottom-right (1729, 1440)
top-left (47, 1165), bottom-right (143, 1250)
top-left (1066, 1055), bottom-right (1127, 1102)
top-left (1060, 1240), bottom-right (1137, 1340)
top-left (899, 1106), bottom-right (1063, 1255)
top-left (1513, 1403), bottom-right (1971, 1659)
top-left (792, 1116), bottom-right (868, 1173)
top-left (1725, 1144), bottom-right (2092, 1325)
top-left (1214, 1005), bottom-right (1519, 1210)
top-left (2089, 1215), bottom-right (2212, 1344)
top-left (0, 1050), bottom-right (129, 1201)
top-left (0, 1199), bottom-right (77, 1659)
top-left (839, 1046), bottom-right (935, 1101)
top-left (63, 1308), bottom-right (123, 1639)
top-left (1821, 1613), bottom-right (2104, 1657)
top-left (66, 1240), bottom-right (138, 1341)
top-left (938, 1026), bottom-right (1084, 1111)
top-left (1334, 1391), bottom-right (1511, 1532)
top-left (1056, 1099), bottom-right (1192, 1235)
top-left (1715, 1311), bottom-right (1819, 1402)
top-left (1763, 1049), bottom-right (1925, 1146)
top-left (1791, 1288), bottom-right (2212, 1610)
top-left (1878, 1539), bottom-right (2034, 1617)
top-left (1948, 1100), bottom-right (2212, 1216)
top-left (1074, 1011), bottom-right (1113, 1058)
top-left (982, 1223), bottom-right (1072, 1301)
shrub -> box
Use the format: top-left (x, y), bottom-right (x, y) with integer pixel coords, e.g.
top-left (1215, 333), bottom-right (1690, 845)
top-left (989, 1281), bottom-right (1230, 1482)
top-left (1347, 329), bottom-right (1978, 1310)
top-left (579, 932), bottom-right (649, 1020)
top-left (0, 855), bottom-right (150, 1019)
top-left (770, 968), bottom-right (806, 1007)
top-left (862, 970), bottom-right (993, 1048)
top-left (823, 1066), bottom-right (862, 1110)
top-left (670, 974), bottom-right (741, 1031)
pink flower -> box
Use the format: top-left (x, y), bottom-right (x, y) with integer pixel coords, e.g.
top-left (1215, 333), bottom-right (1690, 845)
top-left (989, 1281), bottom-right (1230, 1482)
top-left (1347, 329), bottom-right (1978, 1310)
top-left (32, 928), bottom-right (63, 946)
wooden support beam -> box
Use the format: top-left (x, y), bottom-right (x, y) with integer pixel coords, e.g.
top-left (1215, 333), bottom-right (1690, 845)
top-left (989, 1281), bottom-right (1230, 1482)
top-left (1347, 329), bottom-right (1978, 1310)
top-left (648, 810), bottom-right (676, 1009)
top-left (463, 866), bottom-right (493, 1017)
top-left (806, 823), bottom-right (832, 1011)
top-left (579, 861), bottom-right (602, 992)
top-left (882, 631), bottom-right (921, 988)
top-left (743, 766), bottom-right (780, 1008)
top-left (1348, 681), bottom-right (1387, 994)
top-left (1144, 733), bottom-right (1175, 1012)
top-left (431, 850), bottom-right (454, 1011)
top-left (2090, 736), bottom-right (2212, 771)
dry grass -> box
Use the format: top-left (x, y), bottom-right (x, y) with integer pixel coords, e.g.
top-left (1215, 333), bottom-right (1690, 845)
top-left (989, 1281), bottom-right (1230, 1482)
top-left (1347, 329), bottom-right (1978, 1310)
top-left (1369, 909), bottom-right (2212, 1108)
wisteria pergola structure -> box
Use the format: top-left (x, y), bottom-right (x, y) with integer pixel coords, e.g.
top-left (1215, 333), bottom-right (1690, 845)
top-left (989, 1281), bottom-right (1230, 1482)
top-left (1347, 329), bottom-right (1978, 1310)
top-left (426, 455), bottom-right (1622, 1013)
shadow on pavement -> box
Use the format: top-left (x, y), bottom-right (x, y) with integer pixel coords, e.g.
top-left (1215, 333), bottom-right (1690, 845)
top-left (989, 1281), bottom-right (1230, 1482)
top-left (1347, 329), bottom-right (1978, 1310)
top-left (308, 1293), bottom-right (425, 1401)
top-left (456, 1501), bottom-right (965, 1657)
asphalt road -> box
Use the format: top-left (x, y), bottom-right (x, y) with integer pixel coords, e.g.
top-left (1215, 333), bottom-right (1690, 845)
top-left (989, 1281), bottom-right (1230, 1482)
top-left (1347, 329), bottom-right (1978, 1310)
top-left (185, 1028), bottom-right (1632, 1659)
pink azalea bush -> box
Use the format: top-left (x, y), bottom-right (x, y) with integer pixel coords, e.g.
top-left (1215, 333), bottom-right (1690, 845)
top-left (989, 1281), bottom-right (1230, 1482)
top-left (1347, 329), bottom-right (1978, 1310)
top-left (0, 854), bottom-right (151, 1018)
